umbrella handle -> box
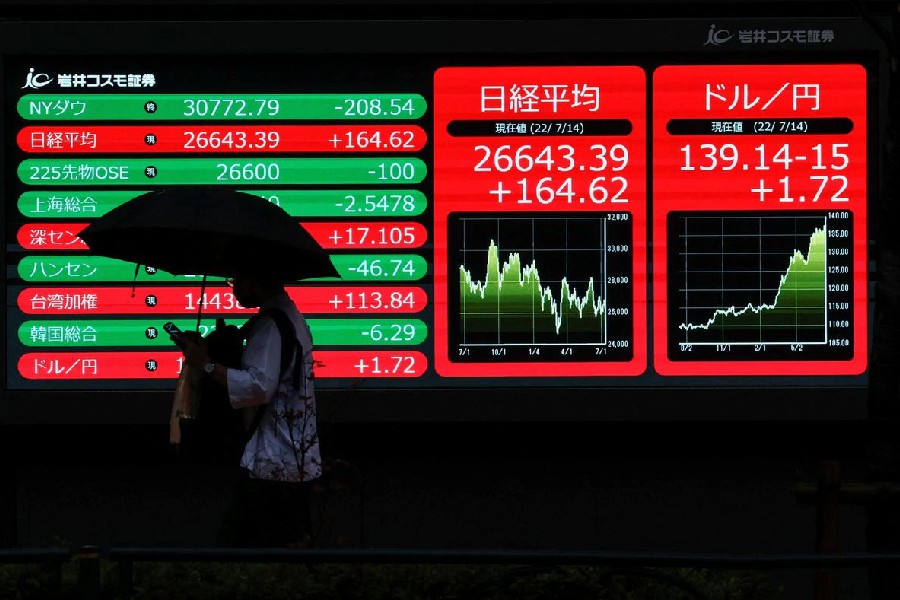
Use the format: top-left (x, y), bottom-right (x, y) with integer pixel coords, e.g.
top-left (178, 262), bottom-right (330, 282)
top-left (196, 275), bottom-right (207, 331)
top-left (131, 263), bottom-right (140, 298)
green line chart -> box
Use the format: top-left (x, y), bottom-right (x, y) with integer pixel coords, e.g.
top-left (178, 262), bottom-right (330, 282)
top-left (667, 211), bottom-right (855, 362)
top-left (459, 239), bottom-right (607, 342)
top-left (449, 213), bottom-right (634, 362)
top-left (679, 225), bottom-right (826, 340)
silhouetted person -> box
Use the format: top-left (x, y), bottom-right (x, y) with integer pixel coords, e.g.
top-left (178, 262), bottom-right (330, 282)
top-left (182, 271), bottom-right (321, 547)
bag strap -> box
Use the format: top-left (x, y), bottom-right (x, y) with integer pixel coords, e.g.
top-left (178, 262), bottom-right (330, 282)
top-left (260, 307), bottom-right (302, 389)
top-left (241, 307), bottom-right (301, 439)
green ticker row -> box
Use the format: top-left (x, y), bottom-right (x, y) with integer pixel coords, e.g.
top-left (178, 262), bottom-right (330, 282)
top-left (19, 94), bottom-right (427, 120)
top-left (18, 190), bottom-right (427, 218)
top-left (18, 254), bottom-right (428, 282)
top-left (18, 318), bottom-right (427, 347)
top-left (19, 158), bottom-right (427, 185)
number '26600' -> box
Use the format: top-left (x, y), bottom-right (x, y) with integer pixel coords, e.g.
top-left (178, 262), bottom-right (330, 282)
top-left (216, 162), bottom-right (280, 181)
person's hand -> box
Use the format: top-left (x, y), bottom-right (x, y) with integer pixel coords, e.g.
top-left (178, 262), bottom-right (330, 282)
top-left (181, 334), bottom-right (210, 370)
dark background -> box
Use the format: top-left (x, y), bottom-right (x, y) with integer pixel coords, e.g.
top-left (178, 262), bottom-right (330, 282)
top-left (1, 421), bottom-right (876, 597)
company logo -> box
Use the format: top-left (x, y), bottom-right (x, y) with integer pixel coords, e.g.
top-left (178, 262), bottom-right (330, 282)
top-left (22, 68), bottom-right (53, 89)
top-left (704, 24), bottom-right (734, 46)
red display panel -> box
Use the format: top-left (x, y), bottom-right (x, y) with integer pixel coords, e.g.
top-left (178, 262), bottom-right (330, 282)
top-left (653, 64), bottom-right (867, 375)
top-left (16, 221), bottom-right (429, 251)
top-left (16, 125), bottom-right (427, 154)
top-left (16, 285), bottom-right (427, 315)
top-left (433, 66), bottom-right (647, 377)
top-left (18, 350), bottom-right (427, 380)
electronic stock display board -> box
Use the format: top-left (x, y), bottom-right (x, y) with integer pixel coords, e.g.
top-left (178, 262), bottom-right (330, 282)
top-left (0, 16), bottom-right (886, 421)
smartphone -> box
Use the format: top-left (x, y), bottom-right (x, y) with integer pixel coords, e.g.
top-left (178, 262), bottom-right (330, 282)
top-left (162, 321), bottom-right (188, 349)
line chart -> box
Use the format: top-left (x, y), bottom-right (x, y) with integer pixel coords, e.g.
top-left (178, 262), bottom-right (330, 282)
top-left (666, 210), bottom-right (855, 362)
top-left (449, 213), bottom-right (633, 362)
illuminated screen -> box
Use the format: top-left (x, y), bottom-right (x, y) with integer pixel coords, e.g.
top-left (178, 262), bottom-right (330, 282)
top-left (433, 66), bottom-right (646, 377)
top-left (0, 16), bottom-right (885, 421)
top-left (652, 64), bottom-right (867, 376)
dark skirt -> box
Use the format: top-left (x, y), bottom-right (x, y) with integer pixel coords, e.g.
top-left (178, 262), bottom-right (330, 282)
top-left (218, 469), bottom-right (315, 548)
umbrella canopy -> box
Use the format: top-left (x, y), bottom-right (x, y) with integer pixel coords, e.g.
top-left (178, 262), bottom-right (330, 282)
top-left (79, 187), bottom-right (338, 281)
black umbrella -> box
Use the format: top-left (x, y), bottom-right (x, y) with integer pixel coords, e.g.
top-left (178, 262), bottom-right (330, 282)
top-left (79, 186), bottom-right (339, 281)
